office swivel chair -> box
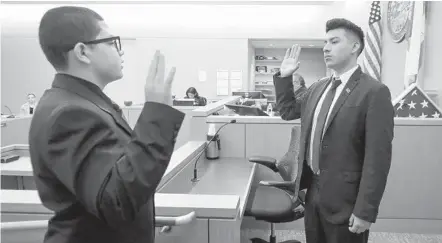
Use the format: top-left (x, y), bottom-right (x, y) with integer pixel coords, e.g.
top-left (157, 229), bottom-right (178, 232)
top-left (245, 126), bottom-right (305, 243)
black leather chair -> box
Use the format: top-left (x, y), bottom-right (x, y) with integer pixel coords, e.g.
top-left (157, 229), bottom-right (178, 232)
top-left (245, 126), bottom-right (305, 243)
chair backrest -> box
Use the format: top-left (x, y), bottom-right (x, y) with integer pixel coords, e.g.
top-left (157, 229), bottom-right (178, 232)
top-left (275, 126), bottom-right (302, 197)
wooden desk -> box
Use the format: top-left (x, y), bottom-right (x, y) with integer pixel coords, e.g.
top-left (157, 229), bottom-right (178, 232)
top-left (122, 98), bottom-right (239, 151)
top-left (1, 142), bottom-right (257, 243)
top-left (0, 145), bottom-right (34, 190)
top-left (1, 141), bottom-right (206, 190)
top-left (1, 116), bottom-right (32, 146)
top-left (206, 115), bottom-right (442, 234)
top-left (188, 96), bottom-right (240, 142)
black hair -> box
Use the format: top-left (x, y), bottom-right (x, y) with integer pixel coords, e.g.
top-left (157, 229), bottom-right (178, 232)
top-left (326, 18), bottom-right (365, 56)
top-left (38, 6), bottom-right (104, 70)
top-left (185, 87), bottom-right (200, 98)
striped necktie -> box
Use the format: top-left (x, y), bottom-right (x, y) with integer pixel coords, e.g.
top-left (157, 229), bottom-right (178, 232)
top-left (311, 77), bottom-right (342, 174)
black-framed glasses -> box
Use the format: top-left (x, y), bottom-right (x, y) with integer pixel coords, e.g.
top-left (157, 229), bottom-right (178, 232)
top-left (63, 36), bottom-right (122, 52)
top-left (83, 36), bottom-right (121, 52)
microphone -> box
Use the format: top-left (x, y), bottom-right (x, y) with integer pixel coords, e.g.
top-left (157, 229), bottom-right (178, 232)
top-left (191, 119), bottom-right (236, 182)
top-left (4, 106), bottom-right (15, 118)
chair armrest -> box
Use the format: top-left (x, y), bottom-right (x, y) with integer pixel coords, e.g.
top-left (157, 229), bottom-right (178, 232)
top-left (248, 156), bottom-right (278, 172)
top-left (259, 180), bottom-right (295, 193)
top-left (259, 181), bottom-right (306, 207)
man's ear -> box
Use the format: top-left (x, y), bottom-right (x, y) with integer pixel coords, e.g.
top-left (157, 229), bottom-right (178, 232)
top-left (72, 43), bottom-right (92, 65)
top-left (352, 41), bottom-right (361, 55)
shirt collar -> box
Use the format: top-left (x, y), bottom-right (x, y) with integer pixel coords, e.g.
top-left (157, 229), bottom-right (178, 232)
top-left (333, 65), bottom-right (359, 85)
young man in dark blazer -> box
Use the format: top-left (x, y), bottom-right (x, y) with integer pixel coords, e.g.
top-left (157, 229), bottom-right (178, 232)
top-left (273, 18), bottom-right (394, 243)
top-left (29, 6), bottom-right (183, 243)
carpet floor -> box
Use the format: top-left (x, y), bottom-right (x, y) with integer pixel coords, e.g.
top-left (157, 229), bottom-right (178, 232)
top-left (241, 229), bottom-right (442, 243)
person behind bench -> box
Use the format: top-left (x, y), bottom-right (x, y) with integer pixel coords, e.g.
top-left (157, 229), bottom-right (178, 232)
top-left (185, 87), bottom-right (207, 106)
top-left (29, 6), bottom-right (184, 243)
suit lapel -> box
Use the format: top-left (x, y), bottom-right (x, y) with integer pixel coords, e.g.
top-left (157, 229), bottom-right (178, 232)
top-left (323, 68), bottom-right (362, 135)
top-left (52, 74), bottom-right (132, 135)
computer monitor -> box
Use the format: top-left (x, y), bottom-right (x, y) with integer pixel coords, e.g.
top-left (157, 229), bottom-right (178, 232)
top-left (225, 104), bottom-right (268, 116)
top-left (173, 99), bottom-right (194, 106)
top-left (232, 91), bottom-right (263, 99)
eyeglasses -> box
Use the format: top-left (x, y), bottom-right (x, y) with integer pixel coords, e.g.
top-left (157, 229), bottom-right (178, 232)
top-left (83, 36), bottom-right (122, 52)
top-left (64, 36), bottom-right (122, 52)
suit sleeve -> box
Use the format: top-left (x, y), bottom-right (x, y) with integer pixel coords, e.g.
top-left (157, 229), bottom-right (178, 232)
top-left (45, 102), bottom-right (185, 228)
top-left (353, 85), bottom-right (394, 223)
top-left (273, 72), bottom-right (310, 120)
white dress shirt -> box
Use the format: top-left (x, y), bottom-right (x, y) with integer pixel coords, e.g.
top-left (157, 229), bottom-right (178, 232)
top-left (308, 65), bottom-right (359, 173)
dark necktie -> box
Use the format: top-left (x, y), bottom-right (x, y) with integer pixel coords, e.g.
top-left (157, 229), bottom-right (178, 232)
top-left (311, 77), bottom-right (342, 174)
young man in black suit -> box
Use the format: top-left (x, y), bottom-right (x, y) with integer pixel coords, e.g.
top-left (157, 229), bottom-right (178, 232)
top-left (29, 6), bottom-right (183, 243)
top-left (273, 18), bottom-right (394, 243)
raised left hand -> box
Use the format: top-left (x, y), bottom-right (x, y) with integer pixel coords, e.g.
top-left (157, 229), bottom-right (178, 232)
top-left (348, 214), bottom-right (372, 234)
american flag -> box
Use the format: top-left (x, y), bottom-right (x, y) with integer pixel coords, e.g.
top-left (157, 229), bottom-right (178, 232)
top-left (362, 1), bottom-right (382, 82)
top-left (392, 83), bottom-right (442, 118)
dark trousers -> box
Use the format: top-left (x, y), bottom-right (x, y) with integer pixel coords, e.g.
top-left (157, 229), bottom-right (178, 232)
top-left (304, 175), bottom-right (369, 243)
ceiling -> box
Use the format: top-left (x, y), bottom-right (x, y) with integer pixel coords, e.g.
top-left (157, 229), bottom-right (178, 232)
top-left (1, 0), bottom-right (334, 5)
top-left (250, 39), bottom-right (325, 49)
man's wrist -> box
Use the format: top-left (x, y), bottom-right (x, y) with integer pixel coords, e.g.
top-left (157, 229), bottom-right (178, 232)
top-left (275, 71), bottom-right (294, 78)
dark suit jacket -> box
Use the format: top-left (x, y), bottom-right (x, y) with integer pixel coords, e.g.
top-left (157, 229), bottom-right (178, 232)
top-left (29, 74), bottom-right (185, 243)
top-left (274, 67), bottom-right (394, 224)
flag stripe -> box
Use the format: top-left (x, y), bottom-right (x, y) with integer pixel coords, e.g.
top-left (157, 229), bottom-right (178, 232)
top-left (366, 34), bottom-right (381, 67)
top-left (362, 1), bottom-right (382, 82)
top-left (365, 50), bottom-right (381, 81)
top-left (369, 24), bottom-right (382, 48)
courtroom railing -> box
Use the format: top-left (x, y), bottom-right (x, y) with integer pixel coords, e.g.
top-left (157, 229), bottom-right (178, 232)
top-left (1, 211), bottom-right (197, 235)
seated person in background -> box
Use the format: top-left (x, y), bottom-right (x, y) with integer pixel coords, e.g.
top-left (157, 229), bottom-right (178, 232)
top-left (20, 93), bottom-right (38, 115)
top-left (185, 87), bottom-right (207, 106)
top-left (292, 73), bottom-right (308, 101)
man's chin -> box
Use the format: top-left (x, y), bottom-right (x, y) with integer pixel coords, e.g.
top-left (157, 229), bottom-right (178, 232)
top-left (325, 62), bottom-right (336, 70)
top-left (113, 73), bottom-right (124, 81)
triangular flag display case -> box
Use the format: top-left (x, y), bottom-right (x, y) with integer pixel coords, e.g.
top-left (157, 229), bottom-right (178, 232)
top-left (392, 83), bottom-right (441, 118)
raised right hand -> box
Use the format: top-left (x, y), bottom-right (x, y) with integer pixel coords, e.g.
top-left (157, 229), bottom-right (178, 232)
top-left (280, 45), bottom-right (301, 78)
top-left (145, 50), bottom-right (176, 106)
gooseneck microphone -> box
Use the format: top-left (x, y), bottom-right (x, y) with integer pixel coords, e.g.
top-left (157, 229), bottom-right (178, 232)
top-left (4, 106), bottom-right (15, 118)
top-left (191, 119), bottom-right (236, 182)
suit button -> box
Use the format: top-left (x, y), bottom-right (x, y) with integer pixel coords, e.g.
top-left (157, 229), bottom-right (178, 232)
top-left (323, 145), bottom-right (328, 149)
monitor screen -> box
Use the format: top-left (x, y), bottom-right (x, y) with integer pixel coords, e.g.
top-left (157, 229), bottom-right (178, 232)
top-left (232, 91), bottom-right (263, 99)
top-left (173, 99), bottom-right (194, 106)
top-left (225, 104), bottom-right (268, 116)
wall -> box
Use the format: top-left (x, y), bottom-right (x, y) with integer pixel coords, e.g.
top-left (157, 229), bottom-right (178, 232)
top-left (0, 36), bottom-right (248, 111)
top-left (104, 38), bottom-right (249, 106)
top-left (0, 3), bottom-right (337, 39)
top-left (1, 37), bottom-right (55, 113)
top-left (421, 1), bottom-right (442, 101)
top-left (2, 1), bottom-right (438, 111)
top-left (247, 40), bottom-right (255, 91)
top-left (0, 3), bottom-right (337, 113)
top-left (379, 1), bottom-right (409, 100)
top-left (254, 48), bottom-right (326, 88)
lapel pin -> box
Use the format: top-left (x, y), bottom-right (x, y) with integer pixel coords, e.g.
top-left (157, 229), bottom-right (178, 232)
top-left (346, 88), bottom-right (351, 93)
